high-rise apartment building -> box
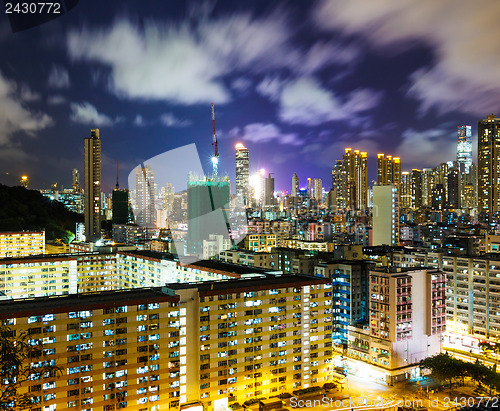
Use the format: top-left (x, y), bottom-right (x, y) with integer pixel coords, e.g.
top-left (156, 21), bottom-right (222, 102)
top-left (291, 173), bottom-right (299, 197)
top-left (348, 267), bottom-right (445, 383)
top-left (343, 148), bottom-right (368, 210)
top-left (478, 114), bottom-right (500, 215)
top-left (331, 160), bottom-right (346, 209)
top-left (312, 178), bottom-right (322, 203)
top-left (411, 169), bottom-right (422, 210)
top-left (421, 168), bottom-right (434, 207)
top-left (134, 165), bottom-right (156, 227)
top-left (457, 125), bottom-right (473, 173)
top-left (372, 185), bottom-right (399, 246)
top-left (187, 176), bottom-right (230, 255)
top-left (235, 143), bottom-right (249, 206)
top-left (399, 172), bottom-right (411, 209)
top-left (442, 254), bottom-right (500, 345)
top-left (447, 168), bottom-right (460, 209)
top-left (0, 275), bottom-right (332, 411)
top-left (314, 260), bottom-right (373, 343)
top-left (376, 154), bottom-right (401, 192)
top-left (431, 184), bottom-right (446, 210)
top-left (249, 170), bottom-right (265, 204)
top-left (0, 231), bottom-right (44, 258)
top-left (84, 129), bottom-right (101, 242)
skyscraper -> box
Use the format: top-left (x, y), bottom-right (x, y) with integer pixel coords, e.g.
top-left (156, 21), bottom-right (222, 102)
top-left (134, 165), bottom-right (156, 227)
top-left (264, 173), bottom-right (275, 206)
top-left (235, 143), bottom-right (249, 206)
top-left (343, 148), bottom-right (368, 210)
top-left (249, 169), bottom-right (265, 204)
top-left (457, 125), bottom-right (472, 173)
top-left (84, 129), bottom-right (101, 242)
top-left (112, 190), bottom-right (129, 225)
top-left (291, 173), bottom-right (299, 197)
top-left (478, 114), bottom-right (500, 215)
top-left (377, 154), bottom-right (401, 192)
top-left (306, 178), bottom-right (312, 197)
top-left (72, 168), bottom-right (81, 192)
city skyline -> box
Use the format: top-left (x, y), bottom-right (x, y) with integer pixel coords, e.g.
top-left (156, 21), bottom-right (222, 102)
top-left (0, 1), bottom-right (500, 193)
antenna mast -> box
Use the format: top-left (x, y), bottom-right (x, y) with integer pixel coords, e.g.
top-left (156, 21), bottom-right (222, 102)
top-left (211, 103), bottom-right (219, 177)
top-left (116, 160), bottom-right (120, 189)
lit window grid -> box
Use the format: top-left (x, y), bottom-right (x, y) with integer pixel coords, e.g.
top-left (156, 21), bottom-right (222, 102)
top-left (2, 301), bottom-right (182, 411)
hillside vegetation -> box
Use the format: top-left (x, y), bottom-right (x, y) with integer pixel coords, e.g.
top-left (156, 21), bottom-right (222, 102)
top-left (0, 184), bottom-right (82, 243)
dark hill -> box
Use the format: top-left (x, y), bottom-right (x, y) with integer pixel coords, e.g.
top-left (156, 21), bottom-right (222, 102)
top-left (0, 184), bottom-right (83, 242)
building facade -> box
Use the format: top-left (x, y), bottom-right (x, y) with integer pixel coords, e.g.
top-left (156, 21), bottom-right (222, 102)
top-left (186, 176), bottom-right (230, 255)
top-left (134, 166), bottom-right (157, 227)
top-left (348, 268), bottom-right (445, 383)
top-left (0, 230), bottom-right (45, 258)
top-left (1, 275), bottom-right (332, 411)
top-left (291, 173), bottom-right (299, 197)
top-left (457, 125), bottom-right (473, 174)
top-left (235, 143), bottom-right (249, 206)
top-left (376, 154), bottom-right (401, 192)
top-left (372, 185), bottom-right (399, 246)
top-left (84, 129), bottom-right (101, 242)
top-left (478, 114), bottom-right (500, 215)
top-left (343, 148), bottom-right (368, 210)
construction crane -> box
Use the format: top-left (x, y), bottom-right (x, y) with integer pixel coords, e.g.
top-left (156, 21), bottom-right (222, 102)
top-left (211, 103), bottom-right (219, 177)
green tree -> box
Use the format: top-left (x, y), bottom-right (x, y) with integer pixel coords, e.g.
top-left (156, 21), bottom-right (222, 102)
top-left (420, 353), bottom-right (466, 388)
top-left (0, 326), bottom-right (61, 410)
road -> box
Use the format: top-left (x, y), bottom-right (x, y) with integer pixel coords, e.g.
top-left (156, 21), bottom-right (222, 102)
top-left (284, 371), bottom-right (483, 411)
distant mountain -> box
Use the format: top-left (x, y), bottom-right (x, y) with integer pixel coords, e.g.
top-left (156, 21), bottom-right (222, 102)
top-left (0, 184), bottom-right (83, 243)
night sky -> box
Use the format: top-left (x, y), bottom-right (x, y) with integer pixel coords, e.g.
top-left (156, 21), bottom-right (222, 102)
top-left (1, 0), bottom-right (500, 193)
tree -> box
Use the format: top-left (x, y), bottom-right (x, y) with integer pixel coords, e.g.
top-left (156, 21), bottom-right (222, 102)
top-left (420, 353), bottom-right (467, 388)
top-left (0, 326), bottom-right (61, 410)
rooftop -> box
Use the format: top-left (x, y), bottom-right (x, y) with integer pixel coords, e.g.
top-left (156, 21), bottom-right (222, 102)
top-left (165, 273), bottom-right (330, 294)
top-left (186, 259), bottom-right (275, 275)
top-left (0, 274), bottom-right (329, 316)
top-left (0, 287), bottom-right (179, 317)
top-left (118, 249), bottom-right (177, 261)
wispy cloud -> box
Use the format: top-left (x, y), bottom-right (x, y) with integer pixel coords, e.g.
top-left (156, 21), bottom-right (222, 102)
top-left (133, 114), bottom-right (147, 127)
top-left (0, 71), bottom-right (53, 147)
top-left (397, 125), bottom-right (457, 168)
top-left (19, 84), bottom-right (41, 102)
top-left (65, 10), bottom-right (362, 106)
top-left (70, 102), bottom-right (115, 126)
top-left (228, 123), bottom-right (302, 146)
top-left (313, 0), bottom-right (500, 115)
top-left (275, 77), bottom-right (382, 126)
top-left (47, 95), bottom-right (66, 105)
top-left (48, 65), bottom-right (71, 89)
top-left (231, 77), bottom-right (252, 93)
top-left (160, 113), bottom-right (192, 128)
top-left (66, 12), bottom-right (294, 105)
